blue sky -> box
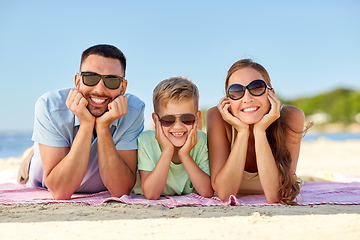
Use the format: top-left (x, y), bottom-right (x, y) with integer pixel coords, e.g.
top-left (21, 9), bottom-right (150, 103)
top-left (0, 0), bottom-right (359, 132)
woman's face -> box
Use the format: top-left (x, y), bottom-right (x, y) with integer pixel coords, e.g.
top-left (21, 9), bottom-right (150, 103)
top-left (227, 67), bottom-right (271, 125)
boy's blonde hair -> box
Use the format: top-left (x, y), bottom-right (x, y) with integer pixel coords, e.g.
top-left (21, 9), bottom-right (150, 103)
top-left (153, 77), bottom-right (199, 114)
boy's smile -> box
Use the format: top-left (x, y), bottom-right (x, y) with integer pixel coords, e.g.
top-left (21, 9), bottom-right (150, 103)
top-left (156, 99), bottom-right (198, 148)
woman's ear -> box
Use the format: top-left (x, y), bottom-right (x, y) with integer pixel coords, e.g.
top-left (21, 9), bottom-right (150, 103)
top-left (270, 88), bottom-right (275, 94)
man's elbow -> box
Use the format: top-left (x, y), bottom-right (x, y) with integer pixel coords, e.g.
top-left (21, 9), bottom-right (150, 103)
top-left (50, 190), bottom-right (72, 200)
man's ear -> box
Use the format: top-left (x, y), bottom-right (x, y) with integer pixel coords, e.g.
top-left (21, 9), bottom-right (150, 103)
top-left (74, 73), bottom-right (81, 89)
top-left (120, 80), bottom-right (128, 95)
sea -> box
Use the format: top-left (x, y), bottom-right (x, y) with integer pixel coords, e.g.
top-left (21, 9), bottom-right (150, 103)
top-left (1, 131), bottom-right (360, 159)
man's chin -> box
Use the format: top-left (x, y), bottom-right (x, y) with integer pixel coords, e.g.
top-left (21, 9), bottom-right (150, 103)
top-left (88, 107), bottom-right (108, 117)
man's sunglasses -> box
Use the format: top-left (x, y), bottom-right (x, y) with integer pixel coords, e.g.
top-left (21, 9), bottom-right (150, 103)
top-left (80, 72), bottom-right (124, 90)
top-left (157, 114), bottom-right (196, 127)
top-left (227, 79), bottom-right (272, 100)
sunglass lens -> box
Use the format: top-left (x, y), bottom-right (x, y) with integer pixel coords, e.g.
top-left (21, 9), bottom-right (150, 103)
top-left (228, 84), bottom-right (245, 100)
top-left (160, 115), bottom-right (176, 127)
top-left (249, 80), bottom-right (266, 96)
top-left (103, 76), bottom-right (121, 90)
top-left (83, 74), bottom-right (100, 86)
top-left (181, 114), bottom-right (196, 125)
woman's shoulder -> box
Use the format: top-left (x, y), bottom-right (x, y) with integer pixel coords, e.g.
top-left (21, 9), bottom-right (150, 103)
top-left (205, 106), bottom-right (232, 142)
top-left (206, 106), bottom-right (225, 127)
top-left (280, 105), bottom-right (305, 131)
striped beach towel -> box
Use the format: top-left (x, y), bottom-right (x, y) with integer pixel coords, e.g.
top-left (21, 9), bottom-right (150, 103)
top-left (0, 176), bottom-right (359, 207)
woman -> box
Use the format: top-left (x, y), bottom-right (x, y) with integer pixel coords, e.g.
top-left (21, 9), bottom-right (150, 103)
top-left (206, 59), bottom-right (310, 204)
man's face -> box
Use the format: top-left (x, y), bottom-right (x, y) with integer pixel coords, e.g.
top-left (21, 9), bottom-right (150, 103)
top-left (74, 54), bottom-right (127, 117)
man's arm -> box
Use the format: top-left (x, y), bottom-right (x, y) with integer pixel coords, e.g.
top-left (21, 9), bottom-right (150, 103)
top-left (41, 122), bottom-right (94, 200)
top-left (96, 126), bottom-right (138, 197)
top-left (38, 89), bottom-right (95, 200)
top-left (95, 94), bottom-right (143, 197)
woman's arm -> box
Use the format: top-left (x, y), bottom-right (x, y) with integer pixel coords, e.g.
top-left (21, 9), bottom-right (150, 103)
top-left (253, 91), bottom-right (281, 203)
top-left (206, 102), bottom-right (249, 202)
top-left (282, 105), bottom-right (306, 175)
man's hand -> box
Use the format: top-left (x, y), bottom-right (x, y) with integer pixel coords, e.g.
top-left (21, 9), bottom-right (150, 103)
top-left (96, 95), bottom-right (128, 128)
top-left (66, 89), bottom-right (95, 126)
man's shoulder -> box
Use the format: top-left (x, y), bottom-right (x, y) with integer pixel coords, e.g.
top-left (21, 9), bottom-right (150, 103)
top-left (35, 88), bottom-right (73, 117)
top-left (38, 88), bottom-right (71, 107)
top-left (125, 93), bottom-right (145, 111)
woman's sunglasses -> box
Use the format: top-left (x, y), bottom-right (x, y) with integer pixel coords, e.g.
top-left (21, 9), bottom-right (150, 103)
top-left (157, 114), bottom-right (196, 127)
top-left (227, 79), bottom-right (272, 100)
top-left (81, 72), bottom-right (124, 90)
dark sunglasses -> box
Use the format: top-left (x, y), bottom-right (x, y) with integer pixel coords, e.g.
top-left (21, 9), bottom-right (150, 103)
top-left (80, 72), bottom-right (124, 90)
top-left (157, 114), bottom-right (196, 127)
top-left (227, 79), bottom-right (272, 100)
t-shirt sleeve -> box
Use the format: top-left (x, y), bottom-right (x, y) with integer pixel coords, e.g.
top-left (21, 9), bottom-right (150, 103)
top-left (137, 131), bottom-right (157, 172)
top-left (193, 131), bottom-right (210, 176)
top-left (115, 100), bottom-right (145, 150)
top-left (32, 97), bottom-right (70, 147)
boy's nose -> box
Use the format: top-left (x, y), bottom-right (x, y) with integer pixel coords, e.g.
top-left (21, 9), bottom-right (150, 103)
top-left (173, 118), bottom-right (184, 128)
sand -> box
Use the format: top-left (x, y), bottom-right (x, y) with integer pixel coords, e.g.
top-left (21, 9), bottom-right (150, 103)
top-left (1, 138), bottom-right (360, 239)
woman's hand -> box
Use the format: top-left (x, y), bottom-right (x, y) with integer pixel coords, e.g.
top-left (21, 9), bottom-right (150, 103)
top-left (254, 91), bottom-right (281, 132)
top-left (217, 97), bottom-right (249, 132)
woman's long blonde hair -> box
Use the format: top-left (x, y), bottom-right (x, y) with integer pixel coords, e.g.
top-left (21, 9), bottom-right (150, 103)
top-left (226, 59), bottom-right (304, 205)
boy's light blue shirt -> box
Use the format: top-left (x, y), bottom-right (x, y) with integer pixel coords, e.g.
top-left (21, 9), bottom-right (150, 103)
top-left (27, 88), bottom-right (145, 193)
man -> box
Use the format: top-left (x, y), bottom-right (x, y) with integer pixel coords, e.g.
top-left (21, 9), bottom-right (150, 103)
top-left (25, 44), bottom-right (144, 199)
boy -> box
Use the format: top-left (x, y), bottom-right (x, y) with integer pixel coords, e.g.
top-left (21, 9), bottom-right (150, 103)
top-left (133, 77), bottom-right (213, 199)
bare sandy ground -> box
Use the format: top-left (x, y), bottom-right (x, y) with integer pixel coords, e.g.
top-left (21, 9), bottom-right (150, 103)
top-left (0, 138), bottom-right (360, 239)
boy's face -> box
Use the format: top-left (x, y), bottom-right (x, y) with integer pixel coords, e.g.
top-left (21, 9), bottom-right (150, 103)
top-left (155, 99), bottom-right (200, 148)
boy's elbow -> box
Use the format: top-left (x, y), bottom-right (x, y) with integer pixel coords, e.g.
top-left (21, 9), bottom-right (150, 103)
top-left (144, 192), bottom-right (161, 200)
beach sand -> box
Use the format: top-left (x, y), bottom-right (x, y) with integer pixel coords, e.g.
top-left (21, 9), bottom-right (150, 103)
top-left (1, 138), bottom-right (360, 239)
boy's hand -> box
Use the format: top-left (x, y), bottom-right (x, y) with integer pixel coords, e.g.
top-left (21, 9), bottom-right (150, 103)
top-left (154, 115), bottom-right (174, 152)
top-left (178, 119), bottom-right (198, 157)
top-left (96, 95), bottom-right (128, 128)
top-left (254, 91), bottom-right (280, 132)
top-left (217, 97), bottom-right (248, 132)
top-left (66, 89), bottom-right (95, 126)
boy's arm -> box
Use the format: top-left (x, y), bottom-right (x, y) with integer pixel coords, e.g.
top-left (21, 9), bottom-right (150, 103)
top-left (139, 117), bottom-right (175, 200)
top-left (139, 147), bottom-right (173, 200)
top-left (178, 129), bottom-right (214, 198)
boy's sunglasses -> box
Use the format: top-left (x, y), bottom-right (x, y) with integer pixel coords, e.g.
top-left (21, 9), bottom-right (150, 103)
top-left (227, 79), bottom-right (272, 100)
top-left (157, 114), bottom-right (196, 127)
top-left (80, 72), bottom-right (124, 90)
